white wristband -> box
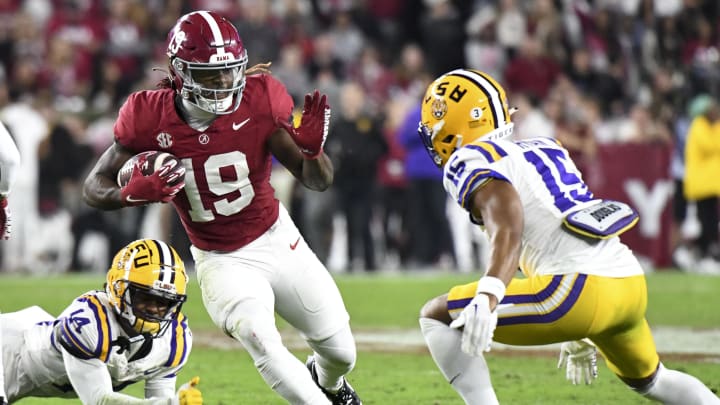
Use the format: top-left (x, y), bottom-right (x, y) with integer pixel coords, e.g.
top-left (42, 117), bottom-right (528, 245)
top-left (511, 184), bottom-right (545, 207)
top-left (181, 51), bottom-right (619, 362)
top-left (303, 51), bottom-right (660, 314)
top-left (475, 276), bottom-right (506, 303)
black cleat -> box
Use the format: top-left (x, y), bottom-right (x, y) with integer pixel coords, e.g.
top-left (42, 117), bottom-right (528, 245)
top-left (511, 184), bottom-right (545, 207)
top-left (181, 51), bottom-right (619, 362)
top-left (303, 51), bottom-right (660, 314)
top-left (306, 356), bottom-right (362, 405)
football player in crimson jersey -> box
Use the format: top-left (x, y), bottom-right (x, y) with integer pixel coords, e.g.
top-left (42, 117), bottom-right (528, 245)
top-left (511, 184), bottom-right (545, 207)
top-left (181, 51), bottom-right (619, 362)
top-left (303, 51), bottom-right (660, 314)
top-left (83, 10), bottom-right (361, 405)
top-left (417, 69), bottom-right (720, 404)
top-left (0, 121), bottom-right (20, 240)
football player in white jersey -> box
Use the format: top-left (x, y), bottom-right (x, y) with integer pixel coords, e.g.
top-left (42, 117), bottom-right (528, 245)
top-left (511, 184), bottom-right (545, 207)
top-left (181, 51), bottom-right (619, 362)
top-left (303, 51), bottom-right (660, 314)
top-left (0, 239), bottom-right (202, 405)
top-left (417, 69), bottom-right (720, 405)
top-left (0, 121), bottom-right (20, 240)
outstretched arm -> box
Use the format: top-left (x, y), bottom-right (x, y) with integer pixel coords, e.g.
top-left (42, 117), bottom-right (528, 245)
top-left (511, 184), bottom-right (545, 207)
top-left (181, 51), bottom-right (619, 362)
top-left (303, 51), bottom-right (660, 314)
top-left (270, 90), bottom-right (333, 191)
top-left (63, 352), bottom-right (202, 405)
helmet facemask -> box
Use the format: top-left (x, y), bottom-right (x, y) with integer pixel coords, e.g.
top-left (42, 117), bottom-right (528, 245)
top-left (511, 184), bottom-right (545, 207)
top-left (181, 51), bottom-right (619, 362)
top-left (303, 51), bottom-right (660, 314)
top-left (171, 51), bottom-right (248, 115)
top-left (111, 280), bottom-right (186, 337)
top-left (106, 239), bottom-right (189, 339)
top-left (165, 10), bottom-right (250, 115)
top-left (419, 120), bottom-right (463, 168)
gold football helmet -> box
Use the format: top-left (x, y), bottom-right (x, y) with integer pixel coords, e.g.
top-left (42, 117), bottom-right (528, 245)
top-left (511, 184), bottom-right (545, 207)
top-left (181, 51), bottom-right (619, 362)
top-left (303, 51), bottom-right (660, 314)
top-left (419, 69), bottom-right (515, 167)
top-left (106, 239), bottom-right (188, 337)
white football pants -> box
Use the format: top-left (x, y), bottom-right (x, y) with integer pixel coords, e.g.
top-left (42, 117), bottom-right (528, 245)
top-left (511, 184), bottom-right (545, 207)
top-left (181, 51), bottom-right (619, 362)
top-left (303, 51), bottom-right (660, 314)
top-left (192, 204), bottom-right (355, 404)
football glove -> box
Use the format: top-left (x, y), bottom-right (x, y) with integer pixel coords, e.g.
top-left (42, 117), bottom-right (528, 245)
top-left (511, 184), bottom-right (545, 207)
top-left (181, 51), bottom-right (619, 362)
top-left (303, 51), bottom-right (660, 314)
top-left (120, 161), bottom-right (185, 207)
top-left (276, 90), bottom-right (331, 159)
top-left (558, 339), bottom-right (598, 385)
top-left (174, 376), bottom-right (202, 405)
top-left (0, 198), bottom-right (10, 240)
top-left (449, 293), bottom-right (497, 356)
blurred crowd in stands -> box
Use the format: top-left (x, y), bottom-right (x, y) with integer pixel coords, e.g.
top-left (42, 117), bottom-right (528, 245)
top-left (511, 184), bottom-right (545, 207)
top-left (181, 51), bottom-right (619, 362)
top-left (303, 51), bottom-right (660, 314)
top-left (0, 0), bottom-right (719, 274)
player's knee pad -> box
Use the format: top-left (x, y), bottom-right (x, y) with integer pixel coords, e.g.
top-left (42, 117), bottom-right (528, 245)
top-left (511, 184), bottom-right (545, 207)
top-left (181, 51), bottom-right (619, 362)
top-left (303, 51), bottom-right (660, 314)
top-left (308, 326), bottom-right (357, 374)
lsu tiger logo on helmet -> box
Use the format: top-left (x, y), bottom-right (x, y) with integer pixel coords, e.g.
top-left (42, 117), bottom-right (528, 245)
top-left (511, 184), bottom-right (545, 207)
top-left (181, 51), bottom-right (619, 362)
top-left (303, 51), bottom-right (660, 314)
top-left (419, 69), bottom-right (515, 167)
top-left (106, 239), bottom-right (188, 337)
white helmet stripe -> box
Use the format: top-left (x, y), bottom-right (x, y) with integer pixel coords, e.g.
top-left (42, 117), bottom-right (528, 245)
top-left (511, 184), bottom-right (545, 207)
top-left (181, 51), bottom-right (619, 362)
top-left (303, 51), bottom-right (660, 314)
top-left (124, 248), bottom-right (135, 280)
top-left (197, 10), bottom-right (225, 52)
top-left (152, 239), bottom-right (174, 285)
top-left (448, 69), bottom-right (506, 127)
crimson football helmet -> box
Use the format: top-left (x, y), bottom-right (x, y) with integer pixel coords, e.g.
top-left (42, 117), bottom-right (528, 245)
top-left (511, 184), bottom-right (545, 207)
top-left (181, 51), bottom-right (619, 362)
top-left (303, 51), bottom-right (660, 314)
top-left (166, 10), bottom-right (248, 114)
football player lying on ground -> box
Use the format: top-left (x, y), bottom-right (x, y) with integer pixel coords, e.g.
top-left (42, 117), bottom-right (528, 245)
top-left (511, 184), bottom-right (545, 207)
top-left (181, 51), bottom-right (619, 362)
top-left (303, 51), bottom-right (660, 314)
top-left (0, 120), bottom-right (20, 240)
top-left (0, 239), bottom-right (202, 405)
top-left (417, 68), bottom-right (720, 405)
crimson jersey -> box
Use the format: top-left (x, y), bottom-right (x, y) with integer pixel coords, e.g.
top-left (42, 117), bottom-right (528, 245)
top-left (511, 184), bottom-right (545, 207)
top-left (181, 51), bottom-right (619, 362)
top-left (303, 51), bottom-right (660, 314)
top-left (114, 74), bottom-right (293, 251)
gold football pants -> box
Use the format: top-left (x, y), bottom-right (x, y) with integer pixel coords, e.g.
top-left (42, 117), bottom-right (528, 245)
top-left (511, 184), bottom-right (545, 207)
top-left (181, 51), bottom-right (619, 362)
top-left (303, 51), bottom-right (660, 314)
top-left (448, 274), bottom-right (659, 379)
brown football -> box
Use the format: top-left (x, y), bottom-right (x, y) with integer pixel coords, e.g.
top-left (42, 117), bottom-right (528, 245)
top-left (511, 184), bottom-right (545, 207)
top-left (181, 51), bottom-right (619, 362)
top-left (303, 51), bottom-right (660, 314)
top-left (116, 151), bottom-right (184, 187)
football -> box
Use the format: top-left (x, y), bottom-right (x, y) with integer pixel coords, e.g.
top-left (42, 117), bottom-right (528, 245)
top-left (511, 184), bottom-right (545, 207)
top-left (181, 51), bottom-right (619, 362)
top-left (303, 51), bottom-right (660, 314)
top-left (116, 151), bottom-right (185, 187)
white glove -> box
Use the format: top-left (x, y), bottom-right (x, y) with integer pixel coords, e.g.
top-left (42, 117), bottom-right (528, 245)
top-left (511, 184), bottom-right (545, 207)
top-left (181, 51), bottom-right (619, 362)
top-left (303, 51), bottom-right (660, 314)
top-left (449, 294), bottom-right (497, 356)
top-left (557, 339), bottom-right (598, 385)
top-left (173, 376), bottom-right (202, 405)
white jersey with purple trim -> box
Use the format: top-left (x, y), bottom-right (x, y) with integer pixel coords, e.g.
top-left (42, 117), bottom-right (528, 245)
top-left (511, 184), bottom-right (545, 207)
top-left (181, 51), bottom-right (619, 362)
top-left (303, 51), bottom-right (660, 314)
top-left (2, 290), bottom-right (192, 401)
top-left (442, 136), bottom-right (643, 278)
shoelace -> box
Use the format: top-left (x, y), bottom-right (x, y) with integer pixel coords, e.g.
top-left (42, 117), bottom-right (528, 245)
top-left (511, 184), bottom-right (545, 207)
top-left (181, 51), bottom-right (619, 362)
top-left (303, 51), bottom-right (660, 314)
top-left (333, 382), bottom-right (360, 405)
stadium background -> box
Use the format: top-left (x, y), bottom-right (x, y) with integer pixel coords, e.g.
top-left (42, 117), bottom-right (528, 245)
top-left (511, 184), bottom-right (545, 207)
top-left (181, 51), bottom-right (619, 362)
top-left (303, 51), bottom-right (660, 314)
top-left (1, 0), bottom-right (717, 275)
top-left (1, 1), bottom-right (720, 403)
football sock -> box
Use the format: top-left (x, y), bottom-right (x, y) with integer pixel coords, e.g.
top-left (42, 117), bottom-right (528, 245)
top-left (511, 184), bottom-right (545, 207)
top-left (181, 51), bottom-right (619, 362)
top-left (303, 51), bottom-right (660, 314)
top-left (252, 348), bottom-right (331, 405)
top-left (420, 317), bottom-right (499, 405)
top-left (228, 302), bottom-right (331, 404)
top-left (642, 363), bottom-right (720, 404)
top-left (307, 326), bottom-right (357, 392)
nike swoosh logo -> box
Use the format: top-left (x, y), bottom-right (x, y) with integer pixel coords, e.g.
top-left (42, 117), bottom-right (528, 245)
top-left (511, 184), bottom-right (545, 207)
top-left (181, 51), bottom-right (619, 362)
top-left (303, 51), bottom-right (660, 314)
top-left (232, 118), bottom-right (251, 131)
top-left (125, 195), bottom-right (148, 203)
top-left (290, 236), bottom-right (301, 250)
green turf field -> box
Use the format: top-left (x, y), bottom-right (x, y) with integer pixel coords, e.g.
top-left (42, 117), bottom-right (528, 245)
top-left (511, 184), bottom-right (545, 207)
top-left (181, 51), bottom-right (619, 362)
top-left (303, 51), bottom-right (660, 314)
top-left (1, 271), bottom-right (719, 404)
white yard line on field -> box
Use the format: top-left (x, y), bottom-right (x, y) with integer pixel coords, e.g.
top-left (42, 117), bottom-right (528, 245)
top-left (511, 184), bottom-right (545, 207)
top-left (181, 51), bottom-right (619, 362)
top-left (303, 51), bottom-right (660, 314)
top-left (350, 327), bottom-right (720, 355)
top-left (194, 327), bottom-right (720, 356)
